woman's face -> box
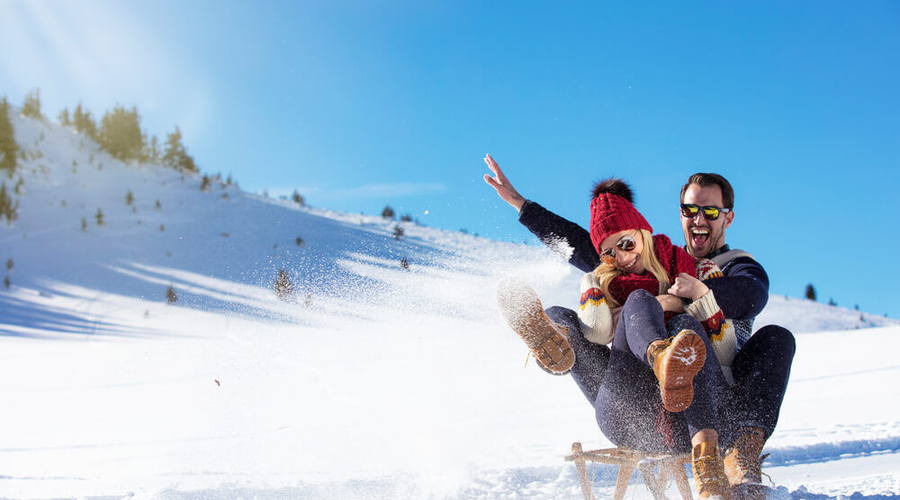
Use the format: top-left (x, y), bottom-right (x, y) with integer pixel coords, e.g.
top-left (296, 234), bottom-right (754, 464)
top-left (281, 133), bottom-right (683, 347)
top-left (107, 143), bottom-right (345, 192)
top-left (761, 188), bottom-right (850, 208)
top-left (599, 230), bottom-right (645, 275)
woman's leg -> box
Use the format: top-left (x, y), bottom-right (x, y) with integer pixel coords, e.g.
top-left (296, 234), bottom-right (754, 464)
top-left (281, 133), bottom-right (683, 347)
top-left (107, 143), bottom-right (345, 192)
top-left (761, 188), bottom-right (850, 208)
top-left (593, 290), bottom-right (693, 452)
top-left (546, 306), bottom-right (610, 405)
top-left (666, 314), bottom-right (729, 439)
top-left (666, 314), bottom-right (734, 499)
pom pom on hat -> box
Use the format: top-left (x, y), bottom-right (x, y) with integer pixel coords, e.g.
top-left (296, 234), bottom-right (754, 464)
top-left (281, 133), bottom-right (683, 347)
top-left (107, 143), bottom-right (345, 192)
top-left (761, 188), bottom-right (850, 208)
top-left (589, 178), bottom-right (652, 255)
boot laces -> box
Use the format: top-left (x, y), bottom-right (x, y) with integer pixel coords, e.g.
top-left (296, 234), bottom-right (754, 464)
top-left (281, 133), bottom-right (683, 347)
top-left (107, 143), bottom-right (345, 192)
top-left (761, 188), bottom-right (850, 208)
top-left (693, 454), bottom-right (729, 495)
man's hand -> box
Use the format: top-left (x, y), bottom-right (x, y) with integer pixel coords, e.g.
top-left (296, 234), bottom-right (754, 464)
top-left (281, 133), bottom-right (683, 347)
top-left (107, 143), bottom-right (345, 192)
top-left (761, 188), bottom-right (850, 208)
top-left (656, 294), bottom-right (685, 313)
top-left (483, 154), bottom-right (526, 211)
top-left (668, 273), bottom-right (710, 302)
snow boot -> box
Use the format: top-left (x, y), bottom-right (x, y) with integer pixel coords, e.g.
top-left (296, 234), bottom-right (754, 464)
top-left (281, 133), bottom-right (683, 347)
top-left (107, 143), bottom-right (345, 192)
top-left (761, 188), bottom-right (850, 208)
top-left (692, 440), bottom-right (733, 500)
top-left (647, 330), bottom-right (706, 412)
top-left (497, 279), bottom-right (575, 375)
top-left (724, 429), bottom-right (772, 500)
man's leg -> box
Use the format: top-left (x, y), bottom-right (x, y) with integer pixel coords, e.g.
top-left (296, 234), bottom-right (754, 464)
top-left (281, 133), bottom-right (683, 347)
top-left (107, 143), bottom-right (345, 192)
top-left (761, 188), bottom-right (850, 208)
top-left (546, 306), bottom-right (610, 405)
top-left (724, 324), bottom-right (795, 499)
top-left (730, 325), bottom-right (796, 438)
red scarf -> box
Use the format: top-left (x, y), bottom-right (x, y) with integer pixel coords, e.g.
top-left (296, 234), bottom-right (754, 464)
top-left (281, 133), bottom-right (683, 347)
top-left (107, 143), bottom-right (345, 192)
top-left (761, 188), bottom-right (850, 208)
top-left (607, 234), bottom-right (697, 305)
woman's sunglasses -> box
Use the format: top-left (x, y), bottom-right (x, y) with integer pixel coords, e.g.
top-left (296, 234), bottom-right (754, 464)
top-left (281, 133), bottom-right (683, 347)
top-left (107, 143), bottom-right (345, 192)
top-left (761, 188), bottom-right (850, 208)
top-left (680, 204), bottom-right (731, 221)
top-left (600, 234), bottom-right (637, 266)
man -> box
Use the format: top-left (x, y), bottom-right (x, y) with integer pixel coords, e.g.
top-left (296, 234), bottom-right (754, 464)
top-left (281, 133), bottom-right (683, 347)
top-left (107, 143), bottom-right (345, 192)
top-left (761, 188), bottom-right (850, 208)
top-left (483, 155), bottom-right (795, 500)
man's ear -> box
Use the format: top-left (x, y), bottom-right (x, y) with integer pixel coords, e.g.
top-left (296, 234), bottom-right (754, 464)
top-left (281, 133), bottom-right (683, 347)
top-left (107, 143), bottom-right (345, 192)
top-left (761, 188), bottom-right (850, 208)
top-left (724, 210), bottom-right (735, 229)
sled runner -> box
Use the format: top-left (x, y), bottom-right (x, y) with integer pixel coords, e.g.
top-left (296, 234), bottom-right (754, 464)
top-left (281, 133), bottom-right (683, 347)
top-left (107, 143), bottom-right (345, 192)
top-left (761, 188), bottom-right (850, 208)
top-left (566, 442), bottom-right (693, 500)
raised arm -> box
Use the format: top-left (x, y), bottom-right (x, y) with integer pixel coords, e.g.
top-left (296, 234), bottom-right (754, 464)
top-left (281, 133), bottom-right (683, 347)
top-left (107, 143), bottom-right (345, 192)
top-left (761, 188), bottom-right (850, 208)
top-left (483, 154), bottom-right (599, 273)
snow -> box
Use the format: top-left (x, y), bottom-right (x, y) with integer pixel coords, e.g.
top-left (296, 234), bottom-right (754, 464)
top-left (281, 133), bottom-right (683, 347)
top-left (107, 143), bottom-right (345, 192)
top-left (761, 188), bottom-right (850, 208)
top-left (1, 112), bottom-right (898, 499)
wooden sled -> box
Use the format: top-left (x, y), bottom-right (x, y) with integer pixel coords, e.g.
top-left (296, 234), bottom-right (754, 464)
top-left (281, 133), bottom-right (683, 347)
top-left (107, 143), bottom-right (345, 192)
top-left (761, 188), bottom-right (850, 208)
top-left (565, 442), bottom-right (693, 500)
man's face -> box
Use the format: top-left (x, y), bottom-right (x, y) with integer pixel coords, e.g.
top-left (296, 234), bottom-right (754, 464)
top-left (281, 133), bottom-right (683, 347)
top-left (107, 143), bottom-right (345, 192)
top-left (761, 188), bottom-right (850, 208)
top-left (681, 183), bottom-right (734, 258)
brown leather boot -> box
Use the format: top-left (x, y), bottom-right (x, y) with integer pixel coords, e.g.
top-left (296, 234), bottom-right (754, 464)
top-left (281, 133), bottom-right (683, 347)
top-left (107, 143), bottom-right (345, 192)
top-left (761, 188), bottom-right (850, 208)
top-left (692, 440), bottom-right (733, 500)
top-left (647, 330), bottom-right (706, 412)
top-left (497, 279), bottom-right (575, 375)
top-left (724, 429), bottom-right (770, 500)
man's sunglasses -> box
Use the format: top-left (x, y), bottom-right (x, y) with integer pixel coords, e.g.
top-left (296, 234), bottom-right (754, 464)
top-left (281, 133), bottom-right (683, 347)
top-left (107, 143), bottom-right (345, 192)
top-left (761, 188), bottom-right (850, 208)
top-left (680, 204), bottom-right (731, 221)
top-left (600, 234), bottom-right (637, 266)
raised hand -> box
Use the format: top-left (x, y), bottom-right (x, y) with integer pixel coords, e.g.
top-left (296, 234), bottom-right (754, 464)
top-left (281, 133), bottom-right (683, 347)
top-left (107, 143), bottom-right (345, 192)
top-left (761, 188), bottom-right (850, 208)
top-left (483, 154), bottom-right (526, 211)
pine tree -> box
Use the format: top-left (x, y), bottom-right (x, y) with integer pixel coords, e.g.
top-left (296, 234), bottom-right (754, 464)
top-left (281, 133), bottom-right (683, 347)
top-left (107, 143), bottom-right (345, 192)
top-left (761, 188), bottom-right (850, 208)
top-left (147, 135), bottom-right (161, 163)
top-left (162, 126), bottom-right (197, 172)
top-left (292, 190), bottom-right (305, 205)
top-left (95, 207), bottom-right (105, 226)
top-left (73, 102), bottom-right (98, 139)
top-left (0, 182), bottom-right (18, 222)
top-left (274, 269), bottom-right (294, 300)
top-left (805, 283), bottom-right (817, 301)
top-left (392, 224), bottom-right (404, 240)
top-left (58, 107), bottom-right (71, 126)
top-left (99, 105), bottom-right (144, 161)
top-left (126, 190), bottom-right (134, 206)
top-left (0, 97), bottom-right (19, 175)
top-left (22, 88), bottom-right (42, 118)
top-left (382, 205), bottom-right (395, 219)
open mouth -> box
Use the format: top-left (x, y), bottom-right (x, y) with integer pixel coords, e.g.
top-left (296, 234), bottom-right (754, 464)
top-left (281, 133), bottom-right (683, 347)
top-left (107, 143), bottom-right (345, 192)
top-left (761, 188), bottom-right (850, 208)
top-left (691, 227), bottom-right (710, 248)
top-left (623, 256), bottom-right (638, 270)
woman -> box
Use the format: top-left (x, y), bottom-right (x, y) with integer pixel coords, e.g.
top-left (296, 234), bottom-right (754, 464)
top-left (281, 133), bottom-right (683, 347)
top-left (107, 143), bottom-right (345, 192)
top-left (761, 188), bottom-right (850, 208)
top-left (498, 179), bottom-right (738, 500)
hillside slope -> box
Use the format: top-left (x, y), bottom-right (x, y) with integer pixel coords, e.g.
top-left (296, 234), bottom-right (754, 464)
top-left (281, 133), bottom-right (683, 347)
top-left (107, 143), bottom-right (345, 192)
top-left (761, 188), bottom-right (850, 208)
top-left (1, 112), bottom-right (898, 500)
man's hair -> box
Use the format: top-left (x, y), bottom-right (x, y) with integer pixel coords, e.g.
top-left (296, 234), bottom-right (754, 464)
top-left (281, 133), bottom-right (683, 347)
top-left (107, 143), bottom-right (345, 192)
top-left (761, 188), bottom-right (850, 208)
top-left (680, 173), bottom-right (734, 209)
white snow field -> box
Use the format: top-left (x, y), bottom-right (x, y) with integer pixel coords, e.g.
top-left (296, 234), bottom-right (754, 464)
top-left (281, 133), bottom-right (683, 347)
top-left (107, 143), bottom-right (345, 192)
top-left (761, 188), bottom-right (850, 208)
top-left (1, 112), bottom-right (898, 500)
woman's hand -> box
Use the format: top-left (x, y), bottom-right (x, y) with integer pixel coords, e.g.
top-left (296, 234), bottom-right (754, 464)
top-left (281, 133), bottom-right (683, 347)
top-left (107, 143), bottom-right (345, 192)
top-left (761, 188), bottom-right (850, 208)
top-left (483, 154), bottom-right (526, 211)
top-left (656, 294), bottom-right (685, 313)
top-left (668, 273), bottom-right (710, 302)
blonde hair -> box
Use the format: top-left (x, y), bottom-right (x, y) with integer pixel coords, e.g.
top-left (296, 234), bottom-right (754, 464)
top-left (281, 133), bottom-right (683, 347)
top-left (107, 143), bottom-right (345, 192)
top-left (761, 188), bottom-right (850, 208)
top-left (592, 229), bottom-right (671, 308)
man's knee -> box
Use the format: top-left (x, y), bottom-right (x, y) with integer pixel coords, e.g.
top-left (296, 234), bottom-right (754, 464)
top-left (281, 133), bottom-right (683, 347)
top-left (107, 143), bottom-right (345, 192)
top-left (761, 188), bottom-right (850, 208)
top-left (751, 324), bottom-right (796, 358)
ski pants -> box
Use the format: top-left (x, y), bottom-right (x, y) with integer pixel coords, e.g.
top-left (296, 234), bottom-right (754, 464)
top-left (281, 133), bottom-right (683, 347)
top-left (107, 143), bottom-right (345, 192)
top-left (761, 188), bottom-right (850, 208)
top-left (546, 289), bottom-right (795, 452)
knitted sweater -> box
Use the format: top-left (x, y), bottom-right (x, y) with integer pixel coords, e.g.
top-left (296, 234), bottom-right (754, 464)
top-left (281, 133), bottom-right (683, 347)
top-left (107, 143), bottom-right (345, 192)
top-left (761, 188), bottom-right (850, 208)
top-left (576, 244), bottom-right (738, 378)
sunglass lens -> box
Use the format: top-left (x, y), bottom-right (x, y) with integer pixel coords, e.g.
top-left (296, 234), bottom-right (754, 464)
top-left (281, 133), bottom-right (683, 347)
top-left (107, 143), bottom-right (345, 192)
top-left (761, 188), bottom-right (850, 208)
top-left (617, 236), bottom-right (636, 252)
top-left (681, 204), bottom-right (699, 218)
top-left (600, 251), bottom-right (616, 265)
top-left (701, 207), bottom-right (720, 220)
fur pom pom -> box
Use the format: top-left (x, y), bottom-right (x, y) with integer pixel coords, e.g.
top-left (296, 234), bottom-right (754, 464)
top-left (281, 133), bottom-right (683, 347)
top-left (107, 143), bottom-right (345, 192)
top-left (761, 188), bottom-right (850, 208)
top-left (591, 178), bottom-right (634, 203)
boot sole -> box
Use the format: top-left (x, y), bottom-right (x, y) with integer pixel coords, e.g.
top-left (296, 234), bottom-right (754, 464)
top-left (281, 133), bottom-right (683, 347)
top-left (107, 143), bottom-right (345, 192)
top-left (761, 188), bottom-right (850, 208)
top-left (497, 279), bottom-right (575, 375)
top-left (658, 330), bottom-right (706, 412)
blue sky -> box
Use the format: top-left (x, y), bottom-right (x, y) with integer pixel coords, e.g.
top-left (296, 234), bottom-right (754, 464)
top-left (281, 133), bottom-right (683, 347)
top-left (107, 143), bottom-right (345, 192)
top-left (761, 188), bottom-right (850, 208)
top-left (1, 0), bottom-right (898, 317)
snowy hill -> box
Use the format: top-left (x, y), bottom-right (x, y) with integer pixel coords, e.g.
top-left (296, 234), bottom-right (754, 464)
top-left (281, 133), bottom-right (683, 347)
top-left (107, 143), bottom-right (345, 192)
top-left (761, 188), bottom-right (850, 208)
top-left (1, 112), bottom-right (898, 500)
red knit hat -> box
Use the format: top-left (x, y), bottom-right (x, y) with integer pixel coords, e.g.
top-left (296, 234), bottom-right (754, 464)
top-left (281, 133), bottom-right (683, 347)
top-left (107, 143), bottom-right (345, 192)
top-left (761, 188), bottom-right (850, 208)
top-left (589, 179), bottom-right (653, 255)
